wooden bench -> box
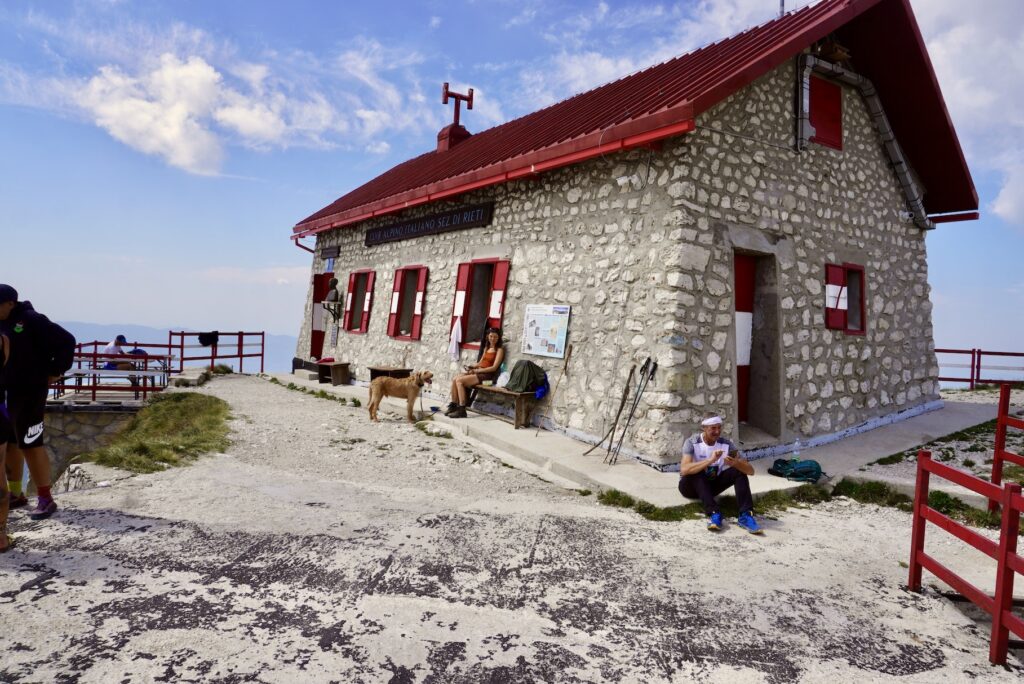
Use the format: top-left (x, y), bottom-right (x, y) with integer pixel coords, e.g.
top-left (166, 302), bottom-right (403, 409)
top-left (368, 366), bottom-right (412, 381)
top-left (317, 361), bottom-right (350, 386)
top-left (469, 385), bottom-right (537, 429)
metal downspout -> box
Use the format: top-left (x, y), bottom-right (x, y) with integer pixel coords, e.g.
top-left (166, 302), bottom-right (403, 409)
top-left (797, 55), bottom-right (935, 231)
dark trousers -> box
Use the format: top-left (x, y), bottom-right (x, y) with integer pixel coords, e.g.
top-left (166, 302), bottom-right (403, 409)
top-left (679, 468), bottom-right (754, 516)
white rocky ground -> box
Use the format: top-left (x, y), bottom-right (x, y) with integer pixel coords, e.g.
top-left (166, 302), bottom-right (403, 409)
top-left (0, 375), bottom-right (1021, 682)
top-left (859, 388), bottom-right (1024, 483)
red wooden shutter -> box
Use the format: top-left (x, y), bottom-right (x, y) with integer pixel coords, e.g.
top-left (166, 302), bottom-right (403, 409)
top-left (360, 271), bottom-right (375, 333)
top-left (486, 260), bottom-right (511, 329)
top-left (410, 267), bottom-right (429, 340)
top-left (824, 264), bottom-right (847, 330)
top-left (809, 76), bottom-right (842, 150)
top-left (342, 272), bottom-right (356, 331)
top-left (387, 270), bottom-right (402, 337)
top-left (450, 262), bottom-right (472, 343)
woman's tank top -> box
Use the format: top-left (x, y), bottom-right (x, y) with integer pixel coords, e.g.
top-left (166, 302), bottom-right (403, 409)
top-left (479, 347), bottom-right (498, 369)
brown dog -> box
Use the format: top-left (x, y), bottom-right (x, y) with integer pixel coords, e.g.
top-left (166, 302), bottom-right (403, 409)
top-left (367, 370), bottom-right (434, 422)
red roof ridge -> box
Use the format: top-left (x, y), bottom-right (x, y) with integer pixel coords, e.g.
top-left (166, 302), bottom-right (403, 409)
top-left (294, 0), bottom-right (976, 238)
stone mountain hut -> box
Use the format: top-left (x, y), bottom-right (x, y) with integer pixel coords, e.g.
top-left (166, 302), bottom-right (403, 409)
top-left (291, 0), bottom-right (978, 469)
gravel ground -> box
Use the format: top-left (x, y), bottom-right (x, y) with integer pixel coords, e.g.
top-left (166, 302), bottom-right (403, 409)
top-left (0, 374), bottom-right (1021, 682)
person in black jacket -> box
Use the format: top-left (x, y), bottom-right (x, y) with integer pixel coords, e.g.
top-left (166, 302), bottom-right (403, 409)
top-left (0, 285), bottom-right (76, 521)
top-left (0, 331), bottom-right (13, 551)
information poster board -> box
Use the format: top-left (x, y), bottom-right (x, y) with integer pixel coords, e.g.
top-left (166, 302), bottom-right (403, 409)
top-left (522, 305), bottom-right (571, 358)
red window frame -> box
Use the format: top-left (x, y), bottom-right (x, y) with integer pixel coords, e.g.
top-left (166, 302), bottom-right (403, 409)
top-left (449, 258), bottom-right (511, 349)
top-left (342, 269), bottom-right (375, 334)
top-left (825, 262), bottom-right (866, 335)
top-left (387, 266), bottom-right (428, 340)
top-left (809, 75), bottom-right (842, 151)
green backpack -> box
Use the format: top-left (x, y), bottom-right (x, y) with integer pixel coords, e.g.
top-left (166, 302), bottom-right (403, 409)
top-left (768, 459), bottom-right (824, 484)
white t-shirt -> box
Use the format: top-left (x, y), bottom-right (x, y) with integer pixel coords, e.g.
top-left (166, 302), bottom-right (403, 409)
top-left (103, 341), bottom-right (125, 356)
top-left (683, 434), bottom-right (738, 473)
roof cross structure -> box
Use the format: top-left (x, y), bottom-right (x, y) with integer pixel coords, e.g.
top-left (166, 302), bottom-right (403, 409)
top-left (442, 82), bottom-right (473, 127)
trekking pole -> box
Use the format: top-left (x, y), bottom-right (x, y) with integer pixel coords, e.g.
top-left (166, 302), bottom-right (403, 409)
top-left (599, 358), bottom-right (648, 462)
top-left (586, 364), bottom-right (635, 457)
top-left (610, 359), bottom-right (657, 464)
top-left (605, 358), bottom-right (649, 462)
top-left (535, 344), bottom-right (572, 437)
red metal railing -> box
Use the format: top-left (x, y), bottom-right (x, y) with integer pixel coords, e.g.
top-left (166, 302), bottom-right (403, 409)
top-left (167, 331), bottom-right (265, 373)
top-left (990, 384), bottom-right (1024, 513)
top-left (937, 348), bottom-right (1024, 389)
top-left (908, 449), bottom-right (1024, 664)
top-left (52, 343), bottom-right (175, 401)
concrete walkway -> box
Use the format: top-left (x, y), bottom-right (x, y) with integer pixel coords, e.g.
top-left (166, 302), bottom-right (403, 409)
top-left (274, 373), bottom-right (999, 508)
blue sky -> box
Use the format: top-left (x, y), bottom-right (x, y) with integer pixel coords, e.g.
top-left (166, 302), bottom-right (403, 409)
top-left (1, 0), bottom-right (1021, 359)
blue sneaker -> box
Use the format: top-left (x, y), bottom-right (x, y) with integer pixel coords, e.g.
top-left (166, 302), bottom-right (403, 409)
top-left (707, 512), bottom-right (723, 531)
top-left (737, 511), bottom-right (763, 535)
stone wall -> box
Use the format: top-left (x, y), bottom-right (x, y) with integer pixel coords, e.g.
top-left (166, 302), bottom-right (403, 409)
top-left (296, 58), bottom-right (939, 467)
top-left (41, 406), bottom-right (135, 490)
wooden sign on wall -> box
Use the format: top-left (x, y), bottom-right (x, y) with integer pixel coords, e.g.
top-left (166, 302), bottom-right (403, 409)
top-left (365, 202), bottom-right (494, 246)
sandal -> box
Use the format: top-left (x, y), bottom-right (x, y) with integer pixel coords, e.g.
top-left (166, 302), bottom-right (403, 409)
top-left (0, 526), bottom-right (13, 554)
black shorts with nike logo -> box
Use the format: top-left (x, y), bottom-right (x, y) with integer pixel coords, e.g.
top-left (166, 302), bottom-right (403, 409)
top-left (5, 387), bottom-right (48, 449)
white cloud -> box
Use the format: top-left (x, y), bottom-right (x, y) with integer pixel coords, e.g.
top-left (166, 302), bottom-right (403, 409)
top-left (910, 0), bottom-right (1024, 227)
top-left (1, 12), bottom-right (442, 173)
top-left (429, 16), bottom-right (442, 29)
top-left (76, 55), bottom-right (224, 175)
top-left (366, 140), bottom-right (390, 154)
top-left (505, 5), bottom-right (540, 29)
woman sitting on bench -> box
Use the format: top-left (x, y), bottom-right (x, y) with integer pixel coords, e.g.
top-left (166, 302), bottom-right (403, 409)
top-left (446, 327), bottom-right (504, 418)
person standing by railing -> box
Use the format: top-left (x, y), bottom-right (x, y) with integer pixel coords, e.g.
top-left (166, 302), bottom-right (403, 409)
top-left (0, 285), bottom-right (76, 521)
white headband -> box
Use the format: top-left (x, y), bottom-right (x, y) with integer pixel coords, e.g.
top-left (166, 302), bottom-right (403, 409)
top-left (701, 416), bottom-right (723, 427)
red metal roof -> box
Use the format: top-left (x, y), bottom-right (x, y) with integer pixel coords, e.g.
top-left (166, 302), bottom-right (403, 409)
top-left (294, 0), bottom-right (976, 237)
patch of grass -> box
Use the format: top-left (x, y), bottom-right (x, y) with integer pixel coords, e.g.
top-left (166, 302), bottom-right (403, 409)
top-left (927, 491), bottom-right (1001, 529)
top-left (1002, 464), bottom-right (1024, 486)
top-left (962, 459), bottom-right (976, 468)
top-left (212, 364), bottom-right (234, 375)
top-left (597, 489), bottom-right (636, 508)
top-left (940, 419), bottom-right (998, 443)
top-left (80, 393), bottom-right (230, 473)
top-left (351, 398), bottom-right (361, 407)
top-left (577, 489), bottom-right (592, 496)
top-left (871, 452), bottom-right (907, 466)
top-left (415, 421), bottom-right (453, 439)
top-left (965, 443), bottom-right (987, 453)
top-left (831, 478), bottom-right (913, 511)
top-left (596, 483), bottom-right (831, 522)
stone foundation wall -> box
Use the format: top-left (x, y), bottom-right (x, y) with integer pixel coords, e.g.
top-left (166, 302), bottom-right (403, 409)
top-left (296, 58), bottom-right (939, 466)
top-left (41, 406), bottom-right (135, 488)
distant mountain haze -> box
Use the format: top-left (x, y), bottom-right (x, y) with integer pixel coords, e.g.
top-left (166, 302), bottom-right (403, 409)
top-left (58, 321), bottom-right (296, 373)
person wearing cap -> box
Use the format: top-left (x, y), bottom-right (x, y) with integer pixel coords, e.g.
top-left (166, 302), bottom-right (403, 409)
top-left (679, 414), bottom-right (763, 534)
top-left (102, 335), bottom-right (132, 371)
top-left (0, 284), bottom-right (76, 521)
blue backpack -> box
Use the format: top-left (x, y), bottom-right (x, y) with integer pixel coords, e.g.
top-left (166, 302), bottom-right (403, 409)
top-left (768, 459), bottom-right (825, 484)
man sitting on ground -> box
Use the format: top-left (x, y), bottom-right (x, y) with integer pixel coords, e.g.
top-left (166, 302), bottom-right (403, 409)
top-left (679, 415), bottom-right (763, 534)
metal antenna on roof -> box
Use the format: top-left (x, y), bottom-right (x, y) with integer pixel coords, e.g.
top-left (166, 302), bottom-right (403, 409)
top-left (442, 82), bottom-right (474, 127)
top-left (780, 1), bottom-right (785, 18)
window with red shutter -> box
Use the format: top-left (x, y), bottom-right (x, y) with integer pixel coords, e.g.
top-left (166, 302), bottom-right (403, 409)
top-left (824, 262), bottom-right (865, 334)
top-left (451, 259), bottom-right (511, 348)
top-left (344, 270), bottom-right (374, 334)
top-left (387, 266), bottom-right (428, 340)
top-left (809, 75), bottom-right (842, 150)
